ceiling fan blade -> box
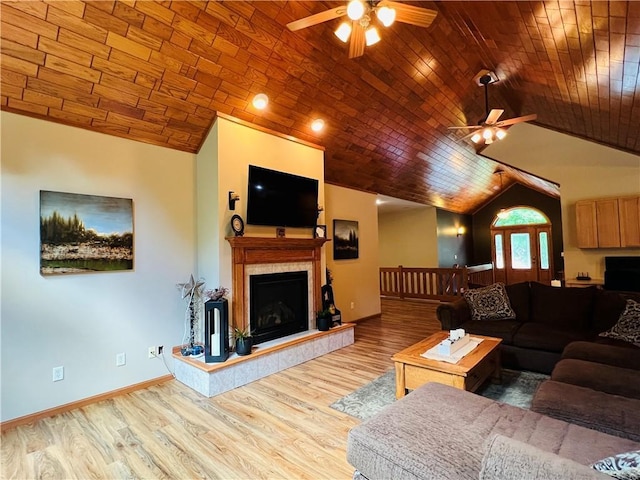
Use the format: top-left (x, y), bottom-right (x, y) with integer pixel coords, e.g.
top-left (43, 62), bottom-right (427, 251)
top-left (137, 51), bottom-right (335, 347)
top-left (378, 1), bottom-right (437, 28)
top-left (485, 109), bottom-right (504, 125)
top-left (286, 6), bottom-right (346, 31)
top-left (447, 125), bottom-right (482, 130)
top-left (348, 21), bottom-right (366, 58)
top-left (496, 113), bottom-right (538, 127)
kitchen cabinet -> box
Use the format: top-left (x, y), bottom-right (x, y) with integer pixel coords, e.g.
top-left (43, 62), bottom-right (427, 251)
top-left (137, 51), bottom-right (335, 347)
top-left (575, 196), bottom-right (640, 248)
top-left (619, 196), bottom-right (640, 247)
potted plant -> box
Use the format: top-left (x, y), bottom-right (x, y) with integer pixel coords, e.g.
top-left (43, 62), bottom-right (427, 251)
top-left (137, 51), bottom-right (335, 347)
top-left (316, 309), bottom-right (332, 331)
top-left (233, 326), bottom-right (253, 356)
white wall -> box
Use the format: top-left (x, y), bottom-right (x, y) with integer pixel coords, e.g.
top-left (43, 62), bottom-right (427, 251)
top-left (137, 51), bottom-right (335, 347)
top-left (1, 112), bottom-right (196, 422)
top-left (485, 123), bottom-right (640, 280)
top-left (196, 116), bottom-right (326, 326)
top-left (378, 207), bottom-right (438, 267)
top-left (325, 184), bottom-right (381, 322)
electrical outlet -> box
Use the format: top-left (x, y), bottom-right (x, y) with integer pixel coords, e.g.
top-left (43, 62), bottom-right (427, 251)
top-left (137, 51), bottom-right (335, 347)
top-left (52, 366), bottom-right (64, 382)
top-left (350, 302), bottom-right (355, 309)
top-left (148, 346), bottom-right (156, 359)
top-left (116, 352), bottom-right (126, 366)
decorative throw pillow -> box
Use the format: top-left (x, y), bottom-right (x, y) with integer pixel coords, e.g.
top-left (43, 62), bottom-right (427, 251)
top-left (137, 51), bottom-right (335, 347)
top-left (591, 450), bottom-right (640, 479)
top-left (599, 299), bottom-right (640, 346)
top-left (463, 282), bottom-right (516, 321)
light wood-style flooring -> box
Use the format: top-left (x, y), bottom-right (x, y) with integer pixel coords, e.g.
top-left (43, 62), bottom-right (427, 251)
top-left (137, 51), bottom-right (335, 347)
top-left (1, 298), bottom-right (440, 479)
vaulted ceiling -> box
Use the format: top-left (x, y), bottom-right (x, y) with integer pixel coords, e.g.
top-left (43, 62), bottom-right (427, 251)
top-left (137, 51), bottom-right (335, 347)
top-left (2, 1), bottom-right (639, 213)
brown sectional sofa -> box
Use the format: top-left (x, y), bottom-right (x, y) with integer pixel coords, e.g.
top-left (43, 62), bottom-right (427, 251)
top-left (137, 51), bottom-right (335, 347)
top-left (532, 341), bottom-right (640, 441)
top-left (347, 286), bottom-right (640, 479)
top-left (436, 282), bottom-right (640, 374)
top-left (347, 382), bottom-right (640, 480)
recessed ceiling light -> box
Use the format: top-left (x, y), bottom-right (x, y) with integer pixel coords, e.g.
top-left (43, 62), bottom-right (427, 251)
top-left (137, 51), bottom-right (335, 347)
top-left (311, 118), bottom-right (325, 132)
top-left (252, 93), bottom-right (268, 110)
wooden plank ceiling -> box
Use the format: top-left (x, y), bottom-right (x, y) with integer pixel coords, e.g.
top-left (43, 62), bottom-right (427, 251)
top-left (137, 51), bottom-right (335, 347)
top-left (2, 1), bottom-right (638, 213)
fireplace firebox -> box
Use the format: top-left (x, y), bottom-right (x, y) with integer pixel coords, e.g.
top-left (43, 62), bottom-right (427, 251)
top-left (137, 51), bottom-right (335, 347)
top-left (249, 271), bottom-right (309, 345)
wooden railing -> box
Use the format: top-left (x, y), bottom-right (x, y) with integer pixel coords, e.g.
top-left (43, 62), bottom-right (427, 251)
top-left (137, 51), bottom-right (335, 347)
top-left (379, 264), bottom-right (494, 301)
top-left (467, 263), bottom-right (495, 287)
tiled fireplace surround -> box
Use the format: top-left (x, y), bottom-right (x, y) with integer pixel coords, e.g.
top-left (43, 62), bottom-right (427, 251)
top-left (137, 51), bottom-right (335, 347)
top-left (173, 237), bottom-right (355, 397)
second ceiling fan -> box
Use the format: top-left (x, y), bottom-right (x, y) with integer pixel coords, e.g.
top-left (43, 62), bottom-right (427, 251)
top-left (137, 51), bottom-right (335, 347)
top-left (449, 71), bottom-right (538, 146)
top-left (287, 0), bottom-right (437, 58)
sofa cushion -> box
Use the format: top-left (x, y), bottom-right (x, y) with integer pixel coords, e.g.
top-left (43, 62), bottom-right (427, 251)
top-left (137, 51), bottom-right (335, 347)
top-left (591, 450), bottom-right (640, 479)
top-left (460, 320), bottom-right (521, 345)
top-left (592, 290), bottom-right (633, 334)
top-left (505, 281), bottom-right (531, 323)
top-left (532, 380), bottom-right (640, 442)
top-left (562, 342), bottom-right (640, 371)
top-left (599, 299), bottom-right (640, 347)
top-left (530, 282), bottom-right (597, 329)
top-left (551, 359), bottom-right (640, 400)
top-left (513, 322), bottom-right (592, 353)
top-left (480, 434), bottom-right (609, 480)
top-left (464, 282), bottom-right (516, 321)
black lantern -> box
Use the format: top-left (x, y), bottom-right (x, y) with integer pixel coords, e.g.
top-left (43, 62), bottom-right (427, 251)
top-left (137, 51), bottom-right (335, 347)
top-left (204, 298), bottom-right (230, 363)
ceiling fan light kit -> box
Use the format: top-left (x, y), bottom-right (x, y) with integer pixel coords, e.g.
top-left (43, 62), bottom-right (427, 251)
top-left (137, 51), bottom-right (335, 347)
top-left (377, 6), bottom-right (396, 26)
top-left (365, 27), bottom-right (381, 46)
top-left (448, 69), bottom-right (537, 146)
top-left (335, 22), bottom-right (352, 42)
top-left (472, 126), bottom-right (507, 145)
top-left (347, 0), bottom-right (366, 20)
top-left (288, 0), bottom-right (437, 58)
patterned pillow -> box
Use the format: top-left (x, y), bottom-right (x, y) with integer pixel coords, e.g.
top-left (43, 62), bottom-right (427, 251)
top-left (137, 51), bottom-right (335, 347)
top-left (599, 299), bottom-right (640, 346)
top-left (591, 450), bottom-right (640, 479)
top-left (463, 282), bottom-right (516, 321)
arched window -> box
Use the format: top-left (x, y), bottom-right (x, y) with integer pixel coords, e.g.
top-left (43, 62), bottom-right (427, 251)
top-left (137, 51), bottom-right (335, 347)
top-left (493, 206), bottom-right (549, 227)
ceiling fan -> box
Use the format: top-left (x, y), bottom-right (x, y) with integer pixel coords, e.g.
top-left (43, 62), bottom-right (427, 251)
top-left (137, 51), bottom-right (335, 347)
top-left (286, 0), bottom-right (437, 58)
top-left (448, 71), bottom-right (537, 145)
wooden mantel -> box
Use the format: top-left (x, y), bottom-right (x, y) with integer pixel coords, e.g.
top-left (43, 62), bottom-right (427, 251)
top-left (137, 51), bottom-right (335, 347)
top-left (226, 237), bottom-right (329, 332)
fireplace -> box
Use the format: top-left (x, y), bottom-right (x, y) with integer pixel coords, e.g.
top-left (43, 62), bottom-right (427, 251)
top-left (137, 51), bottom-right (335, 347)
top-left (250, 271), bottom-right (309, 344)
top-left (226, 237), bottom-right (327, 336)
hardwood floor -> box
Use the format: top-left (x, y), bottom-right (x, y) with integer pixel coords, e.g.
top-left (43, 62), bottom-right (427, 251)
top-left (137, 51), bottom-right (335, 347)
top-left (1, 298), bottom-right (441, 479)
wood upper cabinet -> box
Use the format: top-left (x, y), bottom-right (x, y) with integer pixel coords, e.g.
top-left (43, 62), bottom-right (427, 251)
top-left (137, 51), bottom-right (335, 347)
top-left (595, 198), bottom-right (621, 247)
top-left (619, 196), bottom-right (640, 247)
top-left (575, 200), bottom-right (598, 248)
top-left (576, 196), bottom-right (640, 248)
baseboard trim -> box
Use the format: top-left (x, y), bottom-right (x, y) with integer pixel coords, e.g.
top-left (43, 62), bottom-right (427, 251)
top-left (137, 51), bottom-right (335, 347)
top-left (0, 374), bottom-right (174, 432)
top-left (349, 312), bottom-right (382, 323)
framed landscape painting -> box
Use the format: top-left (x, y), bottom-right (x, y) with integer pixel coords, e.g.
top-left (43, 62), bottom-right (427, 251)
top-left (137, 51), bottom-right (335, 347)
top-left (40, 191), bottom-right (134, 275)
top-left (333, 219), bottom-right (359, 260)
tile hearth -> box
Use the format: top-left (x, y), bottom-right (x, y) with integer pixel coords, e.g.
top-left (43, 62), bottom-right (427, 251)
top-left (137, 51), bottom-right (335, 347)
top-left (173, 324), bottom-right (355, 397)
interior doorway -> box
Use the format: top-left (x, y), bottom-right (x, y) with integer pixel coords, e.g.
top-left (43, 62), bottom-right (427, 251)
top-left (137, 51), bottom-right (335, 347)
top-left (491, 207), bottom-right (553, 285)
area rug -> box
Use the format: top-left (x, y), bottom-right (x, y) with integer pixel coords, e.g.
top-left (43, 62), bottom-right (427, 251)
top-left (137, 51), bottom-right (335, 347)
top-left (330, 369), bottom-right (549, 421)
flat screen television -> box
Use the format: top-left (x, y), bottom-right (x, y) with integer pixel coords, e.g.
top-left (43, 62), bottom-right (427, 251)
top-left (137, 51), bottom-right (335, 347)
top-left (246, 165), bottom-right (319, 228)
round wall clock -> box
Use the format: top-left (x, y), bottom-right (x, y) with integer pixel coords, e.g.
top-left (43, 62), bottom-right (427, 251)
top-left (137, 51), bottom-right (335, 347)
top-left (231, 214), bottom-right (245, 236)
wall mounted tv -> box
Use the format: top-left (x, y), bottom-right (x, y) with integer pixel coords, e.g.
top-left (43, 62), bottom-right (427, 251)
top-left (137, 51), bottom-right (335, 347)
top-left (246, 165), bottom-right (319, 228)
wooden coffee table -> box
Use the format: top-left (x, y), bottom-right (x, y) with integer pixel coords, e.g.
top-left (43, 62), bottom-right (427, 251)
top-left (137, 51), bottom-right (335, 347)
top-left (392, 331), bottom-right (502, 398)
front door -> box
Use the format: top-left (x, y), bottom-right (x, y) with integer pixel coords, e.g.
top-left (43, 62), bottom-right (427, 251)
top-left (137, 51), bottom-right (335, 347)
top-left (492, 225), bottom-right (553, 285)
